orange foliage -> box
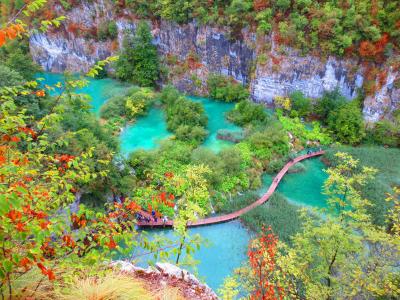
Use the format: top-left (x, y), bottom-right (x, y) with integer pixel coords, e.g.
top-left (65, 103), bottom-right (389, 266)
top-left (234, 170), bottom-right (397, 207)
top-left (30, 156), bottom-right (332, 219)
top-left (359, 33), bottom-right (390, 61)
top-left (67, 22), bottom-right (81, 35)
top-left (377, 70), bottom-right (388, 88)
top-left (111, 39), bottom-right (119, 51)
top-left (0, 24), bottom-right (25, 47)
top-left (253, 0), bottom-right (269, 12)
top-left (270, 55), bottom-right (282, 65)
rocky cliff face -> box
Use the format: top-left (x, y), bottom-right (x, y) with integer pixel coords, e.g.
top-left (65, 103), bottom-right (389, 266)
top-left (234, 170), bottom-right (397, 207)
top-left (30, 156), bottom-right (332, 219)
top-left (29, 0), bottom-right (399, 122)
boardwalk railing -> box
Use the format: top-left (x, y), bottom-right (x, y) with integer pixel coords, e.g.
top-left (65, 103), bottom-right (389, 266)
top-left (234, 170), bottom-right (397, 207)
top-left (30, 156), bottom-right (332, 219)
top-left (137, 150), bottom-right (325, 228)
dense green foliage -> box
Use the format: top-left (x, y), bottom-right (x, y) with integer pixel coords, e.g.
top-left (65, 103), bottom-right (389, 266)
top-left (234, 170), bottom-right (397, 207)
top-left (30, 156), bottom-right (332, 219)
top-left (160, 86), bottom-right (208, 145)
top-left (277, 111), bottom-right (332, 146)
top-left (325, 146), bottom-right (400, 227)
top-left (122, 0), bottom-right (399, 59)
top-left (290, 91), bottom-right (312, 118)
top-left (100, 87), bottom-right (156, 124)
top-left (207, 74), bottom-right (249, 103)
top-left (369, 110), bottom-right (400, 147)
top-left (327, 101), bottom-right (365, 144)
top-left (246, 123), bottom-right (289, 163)
top-left (226, 100), bottom-right (269, 126)
top-left (115, 21), bottom-right (159, 87)
top-left (0, 39), bottom-right (39, 80)
top-left (315, 89), bottom-right (347, 120)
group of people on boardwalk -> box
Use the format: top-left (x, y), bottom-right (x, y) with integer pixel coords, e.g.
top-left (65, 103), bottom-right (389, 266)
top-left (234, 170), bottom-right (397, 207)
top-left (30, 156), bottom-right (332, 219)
top-left (135, 210), bottom-right (169, 226)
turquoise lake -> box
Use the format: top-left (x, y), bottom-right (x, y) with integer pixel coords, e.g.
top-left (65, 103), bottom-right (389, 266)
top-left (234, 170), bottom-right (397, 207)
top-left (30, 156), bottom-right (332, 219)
top-left (39, 73), bottom-right (328, 291)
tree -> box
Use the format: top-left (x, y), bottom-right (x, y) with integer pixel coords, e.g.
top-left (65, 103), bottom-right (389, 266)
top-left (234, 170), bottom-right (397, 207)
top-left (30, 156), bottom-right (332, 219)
top-left (270, 153), bottom-right (400, 299)
top-left (226, 100), bottom-right (269, 126)
top-left (115, 21), bottom-right (159, 87)
top-left (315, 90), bottom-right (346, 121)
top-left (166, 165), bottom-right (211, 266)
top-left (290, 91), bottom-right (311, 118)
top-left (328, 101), bottom-right (365, 144)
top-left (0, 73), bottom-right (143, 298)
top-left (247, 227), bottom-right (287, 299)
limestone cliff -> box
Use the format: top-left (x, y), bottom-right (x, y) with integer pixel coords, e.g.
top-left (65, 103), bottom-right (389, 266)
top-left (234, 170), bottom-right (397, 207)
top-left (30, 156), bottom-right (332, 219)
top-left (29, 0), bottom-right (399, 122)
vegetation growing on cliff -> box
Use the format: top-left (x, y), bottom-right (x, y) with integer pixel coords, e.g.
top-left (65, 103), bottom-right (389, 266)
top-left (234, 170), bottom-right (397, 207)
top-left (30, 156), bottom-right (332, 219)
top-left (121, 0), bottom-right (399, 59)
top-left (115, 21), bottom-right (160, 87)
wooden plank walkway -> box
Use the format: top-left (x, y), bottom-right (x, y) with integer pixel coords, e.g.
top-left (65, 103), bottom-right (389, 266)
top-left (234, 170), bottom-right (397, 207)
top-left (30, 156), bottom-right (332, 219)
top-left (137, 150), bottom-right (325, 228)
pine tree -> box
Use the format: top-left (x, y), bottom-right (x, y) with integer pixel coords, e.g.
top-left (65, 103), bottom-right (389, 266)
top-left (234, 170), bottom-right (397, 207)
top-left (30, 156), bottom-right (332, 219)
top-left (115, 21), bottom-right (159, 87)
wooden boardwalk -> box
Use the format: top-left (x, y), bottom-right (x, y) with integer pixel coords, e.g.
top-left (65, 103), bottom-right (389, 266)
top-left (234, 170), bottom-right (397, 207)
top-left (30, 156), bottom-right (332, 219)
top-left (137, 150), bottom-right (325, 228)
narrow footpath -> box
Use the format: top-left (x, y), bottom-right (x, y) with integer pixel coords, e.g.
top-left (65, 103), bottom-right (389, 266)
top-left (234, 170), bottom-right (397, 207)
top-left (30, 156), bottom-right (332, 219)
top-left (137, 150), bottom-right (325, 228)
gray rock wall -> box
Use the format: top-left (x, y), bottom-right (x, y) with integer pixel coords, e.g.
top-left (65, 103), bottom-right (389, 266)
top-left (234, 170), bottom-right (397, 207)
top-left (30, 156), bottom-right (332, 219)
top-left (29, 0), bottom-right (399, 122)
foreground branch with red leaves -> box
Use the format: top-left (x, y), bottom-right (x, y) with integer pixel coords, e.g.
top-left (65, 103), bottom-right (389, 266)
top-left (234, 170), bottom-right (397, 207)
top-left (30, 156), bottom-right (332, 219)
top-left (248, 227), bottom-right (285, 300)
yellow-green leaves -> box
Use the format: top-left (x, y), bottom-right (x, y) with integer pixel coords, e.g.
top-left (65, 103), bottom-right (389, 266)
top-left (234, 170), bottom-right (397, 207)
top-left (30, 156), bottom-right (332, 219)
top-left (86, 56), bottom-right (119, 78)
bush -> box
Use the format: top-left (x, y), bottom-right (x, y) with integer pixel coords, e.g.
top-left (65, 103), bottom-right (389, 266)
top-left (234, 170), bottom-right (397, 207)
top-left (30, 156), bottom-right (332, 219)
top-left (100, 87), bottom-right (155, 122)
top-left (328, 101), bottom-right (365, 145)
top-left (247, 123), bottom-right (290, 162)
top-left (207, 74), bottom-right (249, 102)
top-left (115, 21), bottom-right (159, 87)
top-left (161, 86), bottom-right (208, 145)
top-left (277, 111), bottom-right (332, 145)
top-left (315, 89), bottom-right (347, 121)
top-left (226, 100), bottom-right (270, 126)
top-left (290, 91), bottom-right (311, 117)
top-left (370, 118), bottom-right (400, 147)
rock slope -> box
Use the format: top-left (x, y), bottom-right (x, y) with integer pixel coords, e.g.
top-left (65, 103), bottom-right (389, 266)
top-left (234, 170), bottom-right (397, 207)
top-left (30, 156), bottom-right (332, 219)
top-left (29, 0), bottom-right (399, 122)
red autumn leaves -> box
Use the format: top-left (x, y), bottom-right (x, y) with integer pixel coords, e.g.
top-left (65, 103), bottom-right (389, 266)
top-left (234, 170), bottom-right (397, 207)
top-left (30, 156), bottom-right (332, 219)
top-left (0, 24), bottom-right (25, 47)
top-left (359, 33), bottom-right (390, 61)
top-left (6, 206), bottom-right (50, 233)
top-left (248, 226), bottom-right (285, 300)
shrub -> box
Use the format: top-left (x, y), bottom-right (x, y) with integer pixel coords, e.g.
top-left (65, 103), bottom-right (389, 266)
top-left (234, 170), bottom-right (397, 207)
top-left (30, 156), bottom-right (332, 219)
top-left (290, 91), bottom-right (311, 117)
top-left (247, 123), bottom-right (290, 162)
top-left (115, 21), bottom-right (159, 87)
top-left (100, 87), bottom-right (155, 122)
top-left (277, 112), bottom-right (332, 145)
top-left (207, 74), bottom-right (249, 102)
top-left (315, 89), bottom-right (346, 121)
top-left (226, 100), bottom-right (270, 126)
top-left (328, 101), bottom-right (365, 145)
top-left (371, 118), bottom-right (400, 147)
top-left (161, 87), bottom-right (208, 145)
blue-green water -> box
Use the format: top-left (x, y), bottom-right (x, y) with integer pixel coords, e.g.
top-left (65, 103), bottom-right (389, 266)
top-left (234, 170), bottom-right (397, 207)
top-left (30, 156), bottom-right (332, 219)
top-left (120, 108), bottom-right (171, 155)
top-left (39, 73), bottom-right (329, 290)
top-left (257, 158), bottom-right (328, 207)
top-left (136, 221), bottom-right (251, 291)
top-left (277, 158), bottom-right (328, 207)
top-left (37, 73), bottom-right (128, 115)
top-left (189, 96), bottom-right (242, 152)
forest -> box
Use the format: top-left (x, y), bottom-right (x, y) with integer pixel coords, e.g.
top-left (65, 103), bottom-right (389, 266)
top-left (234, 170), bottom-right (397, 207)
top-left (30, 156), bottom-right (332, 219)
top-left (0, 0), bottom-right (399, 299)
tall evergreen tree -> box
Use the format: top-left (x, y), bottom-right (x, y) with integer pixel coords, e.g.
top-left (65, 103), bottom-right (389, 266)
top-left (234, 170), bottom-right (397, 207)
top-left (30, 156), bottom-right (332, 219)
top-left (115, 21), bottom-right (159, 87)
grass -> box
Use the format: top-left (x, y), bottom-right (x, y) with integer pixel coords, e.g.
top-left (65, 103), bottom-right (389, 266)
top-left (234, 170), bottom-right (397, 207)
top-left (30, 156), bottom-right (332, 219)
top-left (221, 192), bottom-right (302, 244)
top-left (57, 272), bottom-right (152, 300)
top-left (325, 145), bottom-right (400, 226)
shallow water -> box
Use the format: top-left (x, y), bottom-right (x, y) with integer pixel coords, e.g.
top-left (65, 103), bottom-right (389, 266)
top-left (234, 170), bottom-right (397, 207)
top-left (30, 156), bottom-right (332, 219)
top-left (189, 96), bottom-right (242, 152)
top-left (37, 73), bottom-right (128, 115)
top-left (39, 73), bottom-right (328, 290)
top-left (135, 220), bottom-right (251, 291)
top-left (277, 158), bottom-right (328, 207)
top-left (119, 108), bottom-right (171, 155)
